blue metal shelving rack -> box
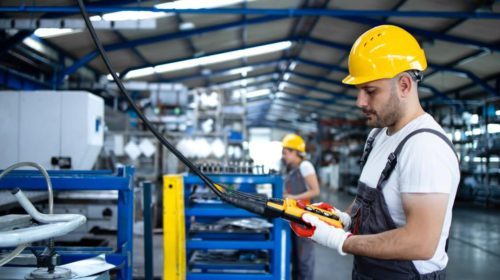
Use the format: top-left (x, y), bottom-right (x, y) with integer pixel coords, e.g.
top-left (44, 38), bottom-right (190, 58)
top-left (183, 174), bottom-right (291, 280)
top-left (0, 166), bottom-right (135, 280)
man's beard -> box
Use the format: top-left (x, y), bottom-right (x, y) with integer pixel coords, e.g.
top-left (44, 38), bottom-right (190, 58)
top-left (366, 83), bottom-right (401, 128)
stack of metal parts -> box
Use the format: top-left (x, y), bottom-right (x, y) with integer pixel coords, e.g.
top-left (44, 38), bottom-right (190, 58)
top-left (189, 217), bottom-right (273, 240)
top-left (188, 186), bottom-right (269, 205)
top-left (196, 161), bottom-right (275, 175)
top-left (189, 250), bottom-right (269, 274)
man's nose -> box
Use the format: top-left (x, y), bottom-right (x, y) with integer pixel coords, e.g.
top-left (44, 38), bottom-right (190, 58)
top-left (356, 92), bottom-right (367, 108)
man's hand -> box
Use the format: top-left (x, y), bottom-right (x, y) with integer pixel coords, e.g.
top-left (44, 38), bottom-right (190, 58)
top-left (313, 202), bottom-right (352, 230)
top-left (302, 213), bottom-right (352, 255)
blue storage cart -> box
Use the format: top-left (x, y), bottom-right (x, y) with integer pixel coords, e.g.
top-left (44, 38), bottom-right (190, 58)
top-left (182, 174), bottom-right (291, 280)
top-left (0, 166), bottom-right (135, 280)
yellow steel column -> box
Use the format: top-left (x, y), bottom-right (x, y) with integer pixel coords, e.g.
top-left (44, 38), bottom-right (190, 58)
top-left (163, 175), bottom-right (186, 280)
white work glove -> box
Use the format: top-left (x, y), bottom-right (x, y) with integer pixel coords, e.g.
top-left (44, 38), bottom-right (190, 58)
top-left (311, 202), bottom-right (351, 230)
top-left (302, 213), bottom-right (352, 255)
top-left (333, 208), bottom-right (352, 231)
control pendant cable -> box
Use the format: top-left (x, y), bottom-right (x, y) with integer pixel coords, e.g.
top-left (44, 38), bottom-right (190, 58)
top-left (76, 0), bottom-right (343, 230)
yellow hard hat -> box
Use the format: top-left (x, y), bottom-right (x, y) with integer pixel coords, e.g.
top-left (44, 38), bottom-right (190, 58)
top-left (342, 25), bottom-right (427, 85)
top-left (282, 134), bottom-right (306, 153)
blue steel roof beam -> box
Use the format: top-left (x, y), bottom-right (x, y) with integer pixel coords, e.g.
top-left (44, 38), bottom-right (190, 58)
top-left (3, 6), bottom-right (500, 19)
top-left (214, 80), bottom-right (277, 93)
top-left (287, 70), bottom-right (344, 87)
top-left (284, 80), bottom-right (356, 102)
top-left (201, 72), bottom-right (358, 114)
top-left (0, 30), bottom-right (33, 56)
top-left (246, 106), bottom-right (312, 126)
top-left (297, 56), bottom-right (451, 102)
top-left (173, 13), bottom-right (211, 86)
top-left (308, 33), bottom-right (489, 94)
top-left (247, 96), bottom-right (335, 115)
top-left (438, 72), bottom-right (500, 97)
top-left (112, 30), bottom-right (163, 81)
top-left (307, 0), bottom-right (407, 98)
top-left (196, 71), bottom-right (361, 119)
top-left (239, 0), bottom-right (248, 74)
top-left (428, 63), bottom-right (499, 96)
top-left (418, 1), bottom-right (491, 81)
top-left (247, 95), bottom-right (354, 121)
top-left (197, 69), bottom-right (353, 103)
top-left (307, 22), bottom-right (498, 101)
top-left (275, 0), bottom-right (321, 79)
top-left (60, 15), bottom-right (286, 81)
top-left (33, 35), bottom-right (101, 86)
top-left (0, 65), bottom-right (51, 89)
top-left (271, 0), bottom-right (330, 120)
top-left (425, 50), bottom-right (488, 80)
top-left (287, 67), bottom-right (452, 102)
top-left (296, 57), bottom-right (349, 73)
top-left (204, 74), bottom-right (278, 91)
top-left (246, 100), bottom-right (343, 123)
top-left (248, 98), bottom-right (345, 118)
top-left (247, 119), bottom-right (306, 131)
top-left (341, 16), bottom-right (500, 53)
top-left (120, 38), bottom-right (289, 78)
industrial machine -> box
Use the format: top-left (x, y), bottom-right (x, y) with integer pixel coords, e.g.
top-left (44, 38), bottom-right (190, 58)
top-left (0, 90), bottom-right (104, 170)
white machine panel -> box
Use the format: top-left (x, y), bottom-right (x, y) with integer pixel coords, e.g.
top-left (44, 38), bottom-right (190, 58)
top-left (0, 91), bottom-right (104, 170)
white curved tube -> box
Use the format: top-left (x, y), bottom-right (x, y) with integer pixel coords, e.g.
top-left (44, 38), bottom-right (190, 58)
top-left (0, 221), bottom-right (85, 247)
top-left (0, 190), bottom-right (86, 247)
top-left (0, 162), bottom-right (55, 265)
top-left (0, 162), bottom-right (53, 215)
top-left (12, 189), bottom-right (84, 223)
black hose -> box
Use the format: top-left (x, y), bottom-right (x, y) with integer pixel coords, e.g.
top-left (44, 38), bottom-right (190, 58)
top-left (75, 0), bottom-right (267, 215)
top-left (75, 0), bottom-right (223, 196)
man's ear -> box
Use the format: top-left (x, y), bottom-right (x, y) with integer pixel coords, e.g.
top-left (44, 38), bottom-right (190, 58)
top-left (398, 74), bottom-right (413, 98)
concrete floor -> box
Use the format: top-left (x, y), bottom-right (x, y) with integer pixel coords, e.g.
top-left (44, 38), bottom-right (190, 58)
top-left (132, 189), bottom-right (500, 279)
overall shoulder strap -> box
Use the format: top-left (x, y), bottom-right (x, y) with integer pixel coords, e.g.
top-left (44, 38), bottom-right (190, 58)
top-left (359, 128), bottom-right (383, 171)
top-left (376, 128), bottom-right (458, 190)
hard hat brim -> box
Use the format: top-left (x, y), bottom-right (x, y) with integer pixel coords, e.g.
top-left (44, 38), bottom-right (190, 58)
top-left (342, 74), bottom-right (391, 85)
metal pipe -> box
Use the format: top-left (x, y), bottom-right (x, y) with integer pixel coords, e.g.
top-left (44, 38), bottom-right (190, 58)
top-left (142, 181), bottom-right (154, 280)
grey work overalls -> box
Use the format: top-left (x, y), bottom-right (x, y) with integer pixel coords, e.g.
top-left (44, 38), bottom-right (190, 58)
top-left (285, 165), bottom-right (315, 280)
top-left (350, 128), bottom-right (456, 280)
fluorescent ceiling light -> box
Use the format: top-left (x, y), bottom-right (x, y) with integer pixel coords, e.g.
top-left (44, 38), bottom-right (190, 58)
top-left (246, 89), bottom-right (271, 99)
top-left (98, 0), bottom-right (255, 21)
top-left (226, 66), bottom-right (254, 76)
top-left (124, 67), bottom-right (155, 80)
top-left (34, 28), bottom-right (79, 38)
top-left (22, 37), bottom-right (46, 53)
top-left (35, 0), bottom-right (254, 38)
top-left (278, 82), bottom-right (286, 91)
top-left (125, 41), bottom-right (292, 79)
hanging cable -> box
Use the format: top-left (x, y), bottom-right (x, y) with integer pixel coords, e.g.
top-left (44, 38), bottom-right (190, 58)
top-left (76, 0), bottom-right (269, 215)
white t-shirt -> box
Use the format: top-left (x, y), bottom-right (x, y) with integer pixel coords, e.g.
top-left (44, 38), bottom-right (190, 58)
top-left (299, 160), bottom-right (316, 177)
top-left (359, 113), bottom-right (460, 274)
